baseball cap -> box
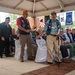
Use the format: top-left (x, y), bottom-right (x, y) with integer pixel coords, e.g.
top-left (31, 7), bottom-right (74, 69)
top-left (51, 11), bottom-right (56, 15)
top-left (22, 10), bottom-right (28, 15)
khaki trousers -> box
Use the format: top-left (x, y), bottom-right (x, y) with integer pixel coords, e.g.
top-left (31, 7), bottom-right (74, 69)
top-left (20, 34), bottom-right (32, 60)
top-left (32, 44), bottom-right (38, 58)
top-left (46, 35), bottom-right (60, 62)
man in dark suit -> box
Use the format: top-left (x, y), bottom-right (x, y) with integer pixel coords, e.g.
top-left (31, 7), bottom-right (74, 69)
top-left (0, 17), bottom-right (12, 58)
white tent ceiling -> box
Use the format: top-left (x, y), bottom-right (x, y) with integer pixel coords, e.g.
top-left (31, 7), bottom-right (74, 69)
top-left (0, 0), bottom-right (75, 16)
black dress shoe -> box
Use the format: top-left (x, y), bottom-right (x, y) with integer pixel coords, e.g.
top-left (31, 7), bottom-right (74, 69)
top-left (28, 58), bottom-right (34, 61)
top-left (6, 55), bottom-right (13, 57)
top-left (62, 59), bottom-right (70, 63)
top-left (54, 60), bottom-right (62, 67)
top-left (47, 62), bottom-right (53, 64)
top-left (55, 60), bottom-right (62, 64)
top-left (0, 56), bottom-right (3, 58)
top-left (20, 59), bottom-right (24, 62)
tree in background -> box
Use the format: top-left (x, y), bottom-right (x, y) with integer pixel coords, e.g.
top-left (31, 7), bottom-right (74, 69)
top-left (9, 14), bottom-right (20, 29)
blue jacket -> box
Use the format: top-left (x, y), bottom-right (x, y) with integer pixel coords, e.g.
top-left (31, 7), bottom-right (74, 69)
top-left (46, 19), bottom-right (61, 35)
top-left (61, 33), bottom-right (74, 43)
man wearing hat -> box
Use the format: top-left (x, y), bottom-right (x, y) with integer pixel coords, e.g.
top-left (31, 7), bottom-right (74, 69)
top-left (46, 11), bottom-right (62, 64)
top-left (16, 10), bottom-right (33, 62)
top-left (0, 17), bottom-right (12, 58)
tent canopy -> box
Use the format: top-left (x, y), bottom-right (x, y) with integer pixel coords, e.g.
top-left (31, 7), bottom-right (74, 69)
top-left (0, 0), bottom-right (75, 16)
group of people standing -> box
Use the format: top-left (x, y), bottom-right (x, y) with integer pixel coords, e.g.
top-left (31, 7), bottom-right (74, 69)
top-left (1, 10), bottom-right (74, 65)
top-left (16, 10), bottom-right (62, 63)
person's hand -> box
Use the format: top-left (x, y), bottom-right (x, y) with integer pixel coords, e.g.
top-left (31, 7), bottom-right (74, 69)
top-left (73, 42), bottom-right (75, 44)
top-left (59, 37), bottom-right (62, 40)
top-left (61, 43), bottom-right (64, 46)
top-left (1, 37), bottom-right (5, 41)
top-left (25, 30), bottom-right (31, 33)
top-left (65, 42), bottom-right (70, 45)
top-left (57, 34), bottom-right (61, 37)
top-left (71, 42), bottom-right (75, 44)
top-left (36, 35), bottom-right (41, 39)
top-left (56, 35), bottom-right (59, 40)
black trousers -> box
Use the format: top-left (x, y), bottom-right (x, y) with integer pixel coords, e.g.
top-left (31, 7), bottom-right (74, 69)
top-left (0, 38), bottom-right (10, 57)
top-left (0, 39), bottom-right (4, 57)
top-left (60, 45), bottom-right (68, 58)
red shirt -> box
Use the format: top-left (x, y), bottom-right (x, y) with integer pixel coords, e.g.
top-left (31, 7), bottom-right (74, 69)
top-left (16, 18), bottom-right (29, 26)
top-left (16, 18), bottom-right (21, 26)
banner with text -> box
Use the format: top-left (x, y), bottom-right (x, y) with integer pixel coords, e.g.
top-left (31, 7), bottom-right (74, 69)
top-left (66, 12), bottom-right (73, 25)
